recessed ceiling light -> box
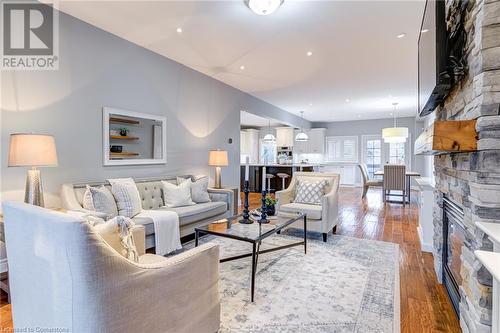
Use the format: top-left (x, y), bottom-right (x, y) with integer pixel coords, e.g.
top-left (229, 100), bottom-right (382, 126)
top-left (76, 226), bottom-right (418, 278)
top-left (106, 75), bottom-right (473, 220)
top-left (390, 112), bottom-right (394, 116)
top-left (309, 102), bottom-right (313, 106)
top-left (176, 27), bottom-right (183, 33)
top-left (240, 65), bottom-right (245, 70)
top-left (245, 0), bottom-right (284, 16)
top-left (358, 115), bottom-right (361, 118)
top-left (421, 29), bottom-right (429, 33)
top-left (396, 33), bottom-right (406, 38)
top-left (345, 98), bottom-right (350, 103)
top-left (306, 51), bottom-right (313, 57)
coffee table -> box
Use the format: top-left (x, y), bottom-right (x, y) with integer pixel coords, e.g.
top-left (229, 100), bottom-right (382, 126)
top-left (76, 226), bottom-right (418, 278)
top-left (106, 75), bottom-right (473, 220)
top-left (194, 213), bottom-right (306, 302)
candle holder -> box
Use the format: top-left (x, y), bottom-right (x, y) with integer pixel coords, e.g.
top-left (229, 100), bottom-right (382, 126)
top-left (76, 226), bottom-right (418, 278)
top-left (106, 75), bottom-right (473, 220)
top-left (259, 190), bottom-right (269, 224)
top-left (239, 180), bottom-right (253, 224)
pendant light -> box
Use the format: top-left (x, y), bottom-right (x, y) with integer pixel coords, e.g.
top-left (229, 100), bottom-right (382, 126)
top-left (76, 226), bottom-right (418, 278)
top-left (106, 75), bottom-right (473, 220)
top-left (263, 119), bottom-right (276, 143)
top-left (245, 0), bottom-right (284, 16)
top-left (295, 111), bottom-right (309, 142)
top-left (382, 102), bottom-right (408, 143)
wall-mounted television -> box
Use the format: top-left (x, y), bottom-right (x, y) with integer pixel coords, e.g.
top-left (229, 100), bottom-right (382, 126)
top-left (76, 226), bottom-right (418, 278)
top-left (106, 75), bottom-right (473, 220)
top-left (418, 0), bottom-right (451, 117)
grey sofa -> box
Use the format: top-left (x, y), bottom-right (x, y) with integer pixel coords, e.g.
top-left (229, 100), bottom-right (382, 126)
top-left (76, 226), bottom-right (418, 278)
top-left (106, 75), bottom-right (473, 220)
top-left (61, 175), bottom-right (234, 250)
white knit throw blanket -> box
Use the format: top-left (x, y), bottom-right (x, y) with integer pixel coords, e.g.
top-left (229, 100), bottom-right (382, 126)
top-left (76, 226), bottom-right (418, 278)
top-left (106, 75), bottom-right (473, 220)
top-left (135, 210), bottom-right (182, 256)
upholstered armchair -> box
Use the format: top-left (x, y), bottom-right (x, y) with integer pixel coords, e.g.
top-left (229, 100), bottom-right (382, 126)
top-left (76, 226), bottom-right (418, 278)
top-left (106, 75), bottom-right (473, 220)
top-left (275, 172), bottom-right (340, 242)
top-left (2, 202), bottom-right (220, 333)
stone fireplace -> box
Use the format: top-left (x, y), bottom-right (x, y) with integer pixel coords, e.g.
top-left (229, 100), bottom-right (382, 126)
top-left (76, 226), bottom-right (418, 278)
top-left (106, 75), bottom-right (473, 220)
top-left (432, 1), bottom-right (500, 332)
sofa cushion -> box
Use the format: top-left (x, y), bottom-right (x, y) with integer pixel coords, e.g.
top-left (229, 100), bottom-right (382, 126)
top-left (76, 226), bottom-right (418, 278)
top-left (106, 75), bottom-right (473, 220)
top-left (279, 202), bottom-right (322, 220)
top-left (160, 202), bottom-right (227, 226)
top-left (162, 180), bottom-right (195, 208)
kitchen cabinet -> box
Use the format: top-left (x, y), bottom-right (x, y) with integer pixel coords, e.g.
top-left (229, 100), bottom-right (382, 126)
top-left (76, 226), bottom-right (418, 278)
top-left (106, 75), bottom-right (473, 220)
top-left (240, 129), bottom-right (260, 163)
top-left (320, 164), bottom-right (356, 186)
top-left (276, 127), bottom-right (295, 147)
top-left (293, 128), bottom-right (326, 155)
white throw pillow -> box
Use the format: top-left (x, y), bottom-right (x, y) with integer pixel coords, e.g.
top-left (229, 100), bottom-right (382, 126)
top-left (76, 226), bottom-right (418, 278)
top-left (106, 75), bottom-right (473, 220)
top-left (294, 179), bottom-right (329, 205)
top-left (162, 180), bottom-right (196, 208)
top-left (177, 176), bottom-right (211, 203)
top-left (107, 178), bottom-right (143, 218)
top-left (82, 185), bottom-right (119, 218)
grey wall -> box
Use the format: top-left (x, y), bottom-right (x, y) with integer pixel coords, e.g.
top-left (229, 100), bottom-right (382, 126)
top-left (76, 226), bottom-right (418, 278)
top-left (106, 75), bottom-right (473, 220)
top-left (0, 9), bottom-right (300, 207)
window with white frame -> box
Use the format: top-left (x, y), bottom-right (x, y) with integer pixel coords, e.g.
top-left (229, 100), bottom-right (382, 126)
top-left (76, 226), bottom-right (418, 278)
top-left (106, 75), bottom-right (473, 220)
top-left (389, 142), bottom-right (406, 165)
top-left (325, 136), bottom-right (358, 162)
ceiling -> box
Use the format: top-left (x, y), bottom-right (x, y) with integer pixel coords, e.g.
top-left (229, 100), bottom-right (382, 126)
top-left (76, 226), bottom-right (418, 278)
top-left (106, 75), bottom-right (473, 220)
top-left (54, 0), bottom-right (426, 122)
top-left (240, 111), bottom-right (285, 128)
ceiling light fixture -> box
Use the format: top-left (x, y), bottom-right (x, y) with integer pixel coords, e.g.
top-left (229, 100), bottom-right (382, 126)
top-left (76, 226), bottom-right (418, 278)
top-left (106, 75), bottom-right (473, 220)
top-left (306, 51), bottom-right (313, 57)
top-left (396, 33), bottom-right (406, 38)
top-left (309, 102), bottom-right (313, 106)
top-left (345, 98), bottom-right (350, 103)
top-left (382, 102), bottom-right (409, 143)
top-left (263, 119), bottom-right (276, 143)
top-left (245, 0), bottom-right (284, 16)
top-left (295, 111), bottom-right (309, 142)
top-left (240, 65), bottom-right (245, 70)
top-left (176, 27), bottom-right (183, 33)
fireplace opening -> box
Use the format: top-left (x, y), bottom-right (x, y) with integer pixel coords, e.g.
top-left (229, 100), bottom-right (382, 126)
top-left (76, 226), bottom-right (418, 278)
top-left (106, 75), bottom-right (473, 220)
top-left (442, 195), bottom-right (465, 317)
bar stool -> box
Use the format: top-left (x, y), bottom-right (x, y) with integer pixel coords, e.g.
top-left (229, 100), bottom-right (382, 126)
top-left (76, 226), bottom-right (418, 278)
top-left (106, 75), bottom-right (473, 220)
top-left (277, 173), bottom-right (290, 190)
top-left (266, 174), bottom-right (275, 192)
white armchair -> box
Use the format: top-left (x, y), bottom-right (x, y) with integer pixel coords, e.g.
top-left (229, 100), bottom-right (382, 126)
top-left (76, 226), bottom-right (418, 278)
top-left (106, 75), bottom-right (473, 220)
top-left (275, 172), bottom-right (340, 242)
top-left (2, 202), bottom-right (220, 333)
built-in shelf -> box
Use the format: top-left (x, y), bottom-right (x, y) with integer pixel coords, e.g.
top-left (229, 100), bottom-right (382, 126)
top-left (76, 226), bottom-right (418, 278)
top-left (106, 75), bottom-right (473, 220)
top-left (110, 135), bottom-right (139, 140)
top-left (110, 152), bottom-right (139, 158)
top-left (109, 117), bottom-right (140, 125)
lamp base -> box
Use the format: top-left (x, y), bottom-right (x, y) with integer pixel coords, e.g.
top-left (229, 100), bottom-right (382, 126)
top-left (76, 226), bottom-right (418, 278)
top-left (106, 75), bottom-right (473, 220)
top-left (25, 168), bottom-right (44, 207)
top-left (214, 166), bottom-right (222, 189)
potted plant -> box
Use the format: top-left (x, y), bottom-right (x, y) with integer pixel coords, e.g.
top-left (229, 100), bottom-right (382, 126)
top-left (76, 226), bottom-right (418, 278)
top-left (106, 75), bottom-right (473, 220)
top-left (119, 128), bottom-right (129, 136)
top-left (265, 196), bottom-right (277, 216)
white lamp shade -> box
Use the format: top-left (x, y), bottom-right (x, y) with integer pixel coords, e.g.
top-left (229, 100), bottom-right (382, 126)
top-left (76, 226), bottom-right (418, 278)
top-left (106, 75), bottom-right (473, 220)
top-left (382, 127), bottom-right (408, 143)
top-left (8, 134), bottom-right (58, 167)
top-left (208, 150), bottom-right (228, 167)
top-left (263, 133), bottom-right (276, 143)
top-left (246, 0), bottom-right (283, 15)
top-left (295, 131), bottom-right (309, 142)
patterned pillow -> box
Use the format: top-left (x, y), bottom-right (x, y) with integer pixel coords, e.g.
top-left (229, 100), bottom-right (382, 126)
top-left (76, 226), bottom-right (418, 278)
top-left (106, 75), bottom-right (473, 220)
top-left (82, 185), bottom-right (118, 218)
top-left (107, 178), bottom-right (143, 218)
top-left (177, 176), bottom-right (211, 203)
top-left (294, 179), bottom-right (328, 205)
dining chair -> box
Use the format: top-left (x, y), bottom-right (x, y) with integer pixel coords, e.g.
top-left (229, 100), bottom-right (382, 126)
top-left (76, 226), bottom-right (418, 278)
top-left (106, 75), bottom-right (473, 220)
top-left (383, 164), bottom-right (406, 205)
top-left (358, 164), bottom-right (383, 199)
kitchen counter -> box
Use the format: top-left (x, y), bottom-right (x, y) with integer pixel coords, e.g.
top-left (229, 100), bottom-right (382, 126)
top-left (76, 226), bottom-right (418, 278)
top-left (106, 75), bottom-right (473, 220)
top-left (247, 163), bottom-right (320, 168)
top-left (240, 164), bottom-right (316, 192)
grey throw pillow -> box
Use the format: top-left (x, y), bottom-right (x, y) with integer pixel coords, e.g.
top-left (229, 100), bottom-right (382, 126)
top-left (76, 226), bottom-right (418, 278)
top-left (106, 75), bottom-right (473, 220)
top-left (107, 178), bottom-right (143, 218)
top-left (294, 180), bottom-right (328, 205)
top-left (82, 185), bottom-right (119, 218)
top-left (177, 176), bottom-right (211, 203)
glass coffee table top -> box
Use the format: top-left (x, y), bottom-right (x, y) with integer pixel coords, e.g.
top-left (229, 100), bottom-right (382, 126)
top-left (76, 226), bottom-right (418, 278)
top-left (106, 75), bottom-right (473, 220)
top-left (196, 213), bottom-right (305, 243)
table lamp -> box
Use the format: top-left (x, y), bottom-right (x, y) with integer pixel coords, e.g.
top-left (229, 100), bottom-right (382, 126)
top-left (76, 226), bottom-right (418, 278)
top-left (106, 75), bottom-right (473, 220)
top-left (8, 133), bottom-right (58, 207)
top-left (208, 150), bottom-right (228, 189)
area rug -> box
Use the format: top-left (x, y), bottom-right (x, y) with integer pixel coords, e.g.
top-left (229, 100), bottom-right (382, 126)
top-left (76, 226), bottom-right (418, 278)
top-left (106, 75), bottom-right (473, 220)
top-left (188, 231), bottom-right (400, 333)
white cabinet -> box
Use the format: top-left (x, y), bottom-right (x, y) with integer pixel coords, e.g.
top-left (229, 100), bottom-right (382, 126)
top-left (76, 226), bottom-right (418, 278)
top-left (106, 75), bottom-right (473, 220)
top-left (320, 164), bottom-right (356, 186)
top-left (240, 129), bottom-right (260, 163)
top-left (276, 127), bottom-right (295, 147)
top-left (293, 128), bottom-right (326, 154)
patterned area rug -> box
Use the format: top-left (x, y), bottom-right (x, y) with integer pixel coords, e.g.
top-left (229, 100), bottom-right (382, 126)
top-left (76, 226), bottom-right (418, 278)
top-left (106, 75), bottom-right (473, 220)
top-left (188, 230), bottom-right (400, 333)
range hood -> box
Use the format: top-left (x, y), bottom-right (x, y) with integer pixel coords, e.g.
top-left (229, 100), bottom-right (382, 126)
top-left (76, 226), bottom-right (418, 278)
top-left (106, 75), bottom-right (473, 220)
top-left (415, 120), bottom-right (478, 155)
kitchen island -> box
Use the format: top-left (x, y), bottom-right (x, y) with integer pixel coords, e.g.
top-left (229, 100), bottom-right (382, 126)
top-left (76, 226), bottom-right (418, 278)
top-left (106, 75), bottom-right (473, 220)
top-left (240, 164), bottom-right (317, 192)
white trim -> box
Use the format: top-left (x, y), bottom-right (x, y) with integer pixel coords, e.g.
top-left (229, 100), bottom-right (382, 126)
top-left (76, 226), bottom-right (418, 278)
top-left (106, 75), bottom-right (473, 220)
top-left (103, 107), bottom-right (167, 166)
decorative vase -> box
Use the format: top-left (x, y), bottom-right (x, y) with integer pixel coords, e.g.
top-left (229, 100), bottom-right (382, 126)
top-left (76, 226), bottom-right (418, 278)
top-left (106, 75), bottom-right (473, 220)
top-left (266, 204), bottom-right (275, 216)
top-left (120, 129), bottom-right (128, 136)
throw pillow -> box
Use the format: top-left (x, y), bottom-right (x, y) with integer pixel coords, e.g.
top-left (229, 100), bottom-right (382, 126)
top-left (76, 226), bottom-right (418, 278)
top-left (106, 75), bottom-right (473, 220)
top-left (294, 179), bottom-right (329, 205)
top-left (93, 216), bottom-right (139, 262)
top-left (107, 178), bottom-right (143, 218)
top-left (162, 180), bottom-right (196, 207)
top-left (82, 185), bottom-right (119, 218)
top-left (177, 176), bottom-right (211, 203)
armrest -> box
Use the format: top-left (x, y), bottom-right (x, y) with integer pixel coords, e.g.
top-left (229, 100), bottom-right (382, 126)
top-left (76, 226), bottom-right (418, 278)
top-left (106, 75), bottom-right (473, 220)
top-left (276, 188), bottom-right (294, 209)
top-left (322, 188), bottom-right (339, 225)
top-left (131, 225), bottom-right (145, 256)
top-left (119, 243), bottom-right (220, 332)
top-left (208, 188), bottom-right (234, 213)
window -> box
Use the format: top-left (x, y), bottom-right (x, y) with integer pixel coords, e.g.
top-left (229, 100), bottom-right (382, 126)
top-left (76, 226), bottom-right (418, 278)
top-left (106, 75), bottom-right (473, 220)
top-left (260, 140), bottom-right (276, 164)
top-left (365, 139), bottom-right (382, 178)
top-left (389, 142), bottom-right (405, 165)
top-left (325, 136), bottom-right (358, 162)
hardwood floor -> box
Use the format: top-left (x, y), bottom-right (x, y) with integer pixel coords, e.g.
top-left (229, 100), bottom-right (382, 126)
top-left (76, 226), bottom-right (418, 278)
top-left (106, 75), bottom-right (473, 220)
top-left (0, 187), bottom-right (460, 332)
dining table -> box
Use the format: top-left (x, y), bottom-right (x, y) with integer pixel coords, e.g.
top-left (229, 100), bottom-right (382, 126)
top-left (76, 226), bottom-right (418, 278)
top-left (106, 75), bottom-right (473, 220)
top-left (374, 170), bottom-right (421, 203)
